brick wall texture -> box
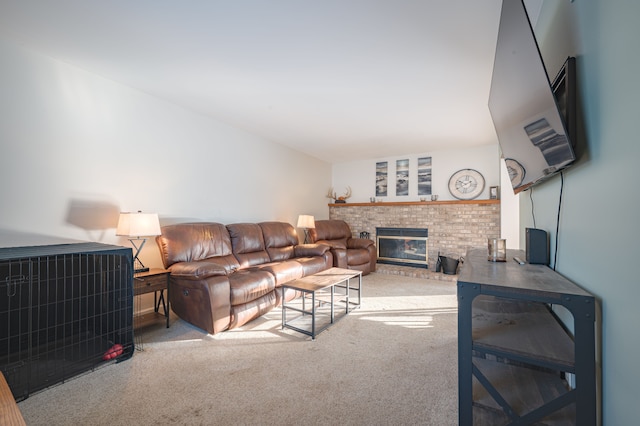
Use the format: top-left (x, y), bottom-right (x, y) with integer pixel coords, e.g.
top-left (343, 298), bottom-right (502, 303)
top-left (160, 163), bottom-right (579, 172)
top-left (329, 203), bottom-right (500, 270)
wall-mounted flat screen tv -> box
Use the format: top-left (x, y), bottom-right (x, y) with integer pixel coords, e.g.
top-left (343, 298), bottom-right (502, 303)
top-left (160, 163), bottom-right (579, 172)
top-left (489, 0), bottom-right (576, 194)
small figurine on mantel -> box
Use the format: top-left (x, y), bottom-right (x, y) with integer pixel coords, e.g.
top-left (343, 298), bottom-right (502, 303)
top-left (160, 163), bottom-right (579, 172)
top-left (326, 186), bottom-right (352, 203)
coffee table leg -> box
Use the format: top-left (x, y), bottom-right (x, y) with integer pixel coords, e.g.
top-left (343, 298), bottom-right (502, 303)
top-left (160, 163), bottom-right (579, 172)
top-left (302, 289), bottom-right (306, 312)
top-left (281, 287), bottom-right (286, 330)
top-left (311, 291), bottom-right (316, 340)
top-left (345, 278), bottom-right (350, 314)
top-left (330, 285), bottom-right (335, 324)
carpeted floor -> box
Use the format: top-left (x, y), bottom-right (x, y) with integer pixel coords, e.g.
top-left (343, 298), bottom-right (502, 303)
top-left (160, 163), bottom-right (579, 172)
top-left (18, 272), bottom-right (459, 425)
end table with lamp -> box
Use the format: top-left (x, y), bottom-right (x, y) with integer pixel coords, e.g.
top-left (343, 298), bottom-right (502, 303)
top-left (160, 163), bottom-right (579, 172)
top-left (116, 211), bottom-right (162, 273)
top-left (133, 268), bottom-right (170, 329)
top-left (116, 211), bottom-right (170, 329)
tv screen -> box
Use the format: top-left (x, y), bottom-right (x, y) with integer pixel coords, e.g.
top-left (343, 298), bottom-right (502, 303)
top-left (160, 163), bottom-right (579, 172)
top-left (488, 0), bottom-right (576, 194)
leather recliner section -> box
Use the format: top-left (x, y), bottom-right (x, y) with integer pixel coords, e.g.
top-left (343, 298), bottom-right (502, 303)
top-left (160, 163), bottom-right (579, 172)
top-left (156, 220), bottom-right (339, 334)
top-left (310, 220), bottom-right (377, 275)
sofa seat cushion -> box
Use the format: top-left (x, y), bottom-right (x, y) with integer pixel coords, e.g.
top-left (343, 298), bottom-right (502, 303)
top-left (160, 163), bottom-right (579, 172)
top-left (259, 260), bottom-right (304, 286)
top-left (228, 269), bottom-right (276, 306)
top-left (348, 248), bottom-right (372, 266)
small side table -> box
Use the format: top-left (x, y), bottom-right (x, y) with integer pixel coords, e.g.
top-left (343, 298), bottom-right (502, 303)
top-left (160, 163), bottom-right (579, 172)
top-left (133, 268), bottom-right (170, 329)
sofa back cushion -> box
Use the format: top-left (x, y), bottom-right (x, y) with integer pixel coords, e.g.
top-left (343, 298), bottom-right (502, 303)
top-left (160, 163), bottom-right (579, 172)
top-left (156, 222), bottom-right (239, 270)
top-left (227, 223), bottom-right (271, 268)
top-left (259, 222), bottom-right (298, 261)
top-left (311, 220), bottom-right (351, 248)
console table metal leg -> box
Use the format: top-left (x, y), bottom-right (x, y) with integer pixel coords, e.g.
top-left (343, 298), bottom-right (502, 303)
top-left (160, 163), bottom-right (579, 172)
top-left (457, 282), bottom-right (480, 426)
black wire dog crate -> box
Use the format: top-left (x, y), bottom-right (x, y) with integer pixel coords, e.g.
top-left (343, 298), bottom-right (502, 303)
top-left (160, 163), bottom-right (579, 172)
top-left (0, 242), bottom-right (134, 401)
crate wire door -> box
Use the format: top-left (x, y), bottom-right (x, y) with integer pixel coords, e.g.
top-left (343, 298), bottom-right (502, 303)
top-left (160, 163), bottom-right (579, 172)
top-left (0, 243), bottom-right (134, 401)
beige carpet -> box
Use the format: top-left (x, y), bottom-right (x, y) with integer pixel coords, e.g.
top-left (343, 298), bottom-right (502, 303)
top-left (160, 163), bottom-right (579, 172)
top-left (18, 272), bottom-right (459, 425)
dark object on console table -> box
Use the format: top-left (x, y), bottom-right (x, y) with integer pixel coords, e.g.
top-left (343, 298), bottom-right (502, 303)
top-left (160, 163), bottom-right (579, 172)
top-left (457, 248), bottom-right (597, 425)
top-left (310, 220), bottom-right (376, 275)
top-left (0, 242), bottom-right (134, 401)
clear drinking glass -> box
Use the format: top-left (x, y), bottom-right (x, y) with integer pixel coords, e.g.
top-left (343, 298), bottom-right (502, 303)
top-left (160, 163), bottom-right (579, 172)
top-left (488, 238), bottom-right (507, 262)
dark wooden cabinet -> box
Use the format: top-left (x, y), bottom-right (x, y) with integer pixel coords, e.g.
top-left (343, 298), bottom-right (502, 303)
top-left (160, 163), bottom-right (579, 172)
top-left (457, 248), bottom-right (598, 425)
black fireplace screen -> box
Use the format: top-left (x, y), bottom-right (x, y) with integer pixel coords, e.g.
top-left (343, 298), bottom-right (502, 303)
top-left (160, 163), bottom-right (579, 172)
top-left (376, 228), bottom-right (428, 268)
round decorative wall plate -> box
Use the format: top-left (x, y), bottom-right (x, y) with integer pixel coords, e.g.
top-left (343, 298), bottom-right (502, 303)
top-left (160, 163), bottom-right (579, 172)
top-left (448, 169), bottom-right (485, 200)
top-left (505, 158), bottom-right (525, 187)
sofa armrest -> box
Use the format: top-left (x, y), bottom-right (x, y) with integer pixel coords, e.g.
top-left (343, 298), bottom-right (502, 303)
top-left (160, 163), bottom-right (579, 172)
top-left (294, 243), bottom-right (331, 257)
top-left (169, 261), bottom-right (229, 280)
top-left (316, 239), bottom-right (347, 250)
top-left (347, 238), bottom-right (375, 250)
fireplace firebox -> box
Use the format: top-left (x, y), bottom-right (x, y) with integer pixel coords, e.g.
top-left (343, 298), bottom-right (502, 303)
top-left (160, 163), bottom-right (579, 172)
top-left (376, 228), bottom-right (428, 268)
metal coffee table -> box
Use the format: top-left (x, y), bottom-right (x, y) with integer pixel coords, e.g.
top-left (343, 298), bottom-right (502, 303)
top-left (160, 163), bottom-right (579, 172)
top-left (281, 267), bottom-right (362, 339)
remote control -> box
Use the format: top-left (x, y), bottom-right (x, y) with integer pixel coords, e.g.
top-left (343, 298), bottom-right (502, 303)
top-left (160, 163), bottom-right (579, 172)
top-left (513, 256), bottom-right (525, 265)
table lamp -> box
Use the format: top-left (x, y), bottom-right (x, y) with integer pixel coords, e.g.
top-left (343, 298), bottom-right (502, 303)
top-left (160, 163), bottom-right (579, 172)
top-left (296, 214), bottom-right (315, 244)
top-left (116, 211), bottom-right (161, 273)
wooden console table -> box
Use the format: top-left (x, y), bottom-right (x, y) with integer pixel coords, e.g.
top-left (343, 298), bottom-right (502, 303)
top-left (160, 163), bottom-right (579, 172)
top-left (457, 248), bottom-right (598, 425)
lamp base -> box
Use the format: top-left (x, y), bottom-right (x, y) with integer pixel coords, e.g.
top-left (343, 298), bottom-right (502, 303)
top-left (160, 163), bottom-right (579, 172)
top-left (133, 256), bottom-right (149, 274)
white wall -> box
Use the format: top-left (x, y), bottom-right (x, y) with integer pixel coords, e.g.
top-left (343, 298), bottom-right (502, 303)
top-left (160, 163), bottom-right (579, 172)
top-left (525, 2), bottom-right (640, 424)
top-left (0, 37), bottom-right (331, 269)
top-left (499, 158), bottom-right (520, 249)
top-left (332, 144), bottom-right (520, 248)
top-left (331, 144), bottom-right (501, 203)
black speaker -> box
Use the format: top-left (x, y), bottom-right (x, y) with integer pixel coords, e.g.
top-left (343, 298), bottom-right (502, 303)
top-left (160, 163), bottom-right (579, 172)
top-left (526, 228), bottom-right (549, 265)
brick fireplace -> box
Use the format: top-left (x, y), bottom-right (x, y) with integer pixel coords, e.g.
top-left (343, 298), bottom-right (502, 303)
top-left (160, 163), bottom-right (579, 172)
top-left (329, 200), bottom-right (500, 276)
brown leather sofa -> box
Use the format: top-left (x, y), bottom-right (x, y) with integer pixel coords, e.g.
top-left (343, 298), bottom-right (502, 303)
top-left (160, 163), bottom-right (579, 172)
top-left (156, 221), bottom-right (332, 334)
top-left (310, 220), bottom-right (377, 275)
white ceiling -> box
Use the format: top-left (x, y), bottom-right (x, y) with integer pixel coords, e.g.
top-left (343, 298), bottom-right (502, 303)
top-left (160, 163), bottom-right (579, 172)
top-left (0, 0), bottom-right (543, 164)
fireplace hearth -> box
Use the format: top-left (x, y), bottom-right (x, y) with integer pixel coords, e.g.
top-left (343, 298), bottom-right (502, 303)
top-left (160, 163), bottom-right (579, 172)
top-left (376, 227), bottom-right (428, 268)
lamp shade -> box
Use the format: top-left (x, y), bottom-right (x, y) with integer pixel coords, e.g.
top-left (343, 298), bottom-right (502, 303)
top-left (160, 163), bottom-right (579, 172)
top-left (296, 215), bottom-right (315, 229)
top-left (116, 212), bottom-right (161, 237)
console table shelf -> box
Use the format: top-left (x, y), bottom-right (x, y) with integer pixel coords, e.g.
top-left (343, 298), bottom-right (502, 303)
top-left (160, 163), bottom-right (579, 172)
top-left (457, 248), bottom-right (597, 425)
top-left (472, 296), bottom-right (575, 370)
